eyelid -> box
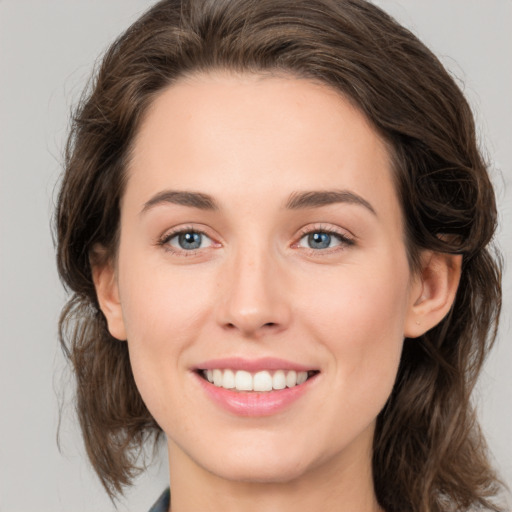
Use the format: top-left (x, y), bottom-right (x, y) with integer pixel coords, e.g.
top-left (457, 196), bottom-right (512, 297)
top-left (155, 223), bottom-right (355, 257)
top-left (292, 224), bottom-right (356, 252)
top-left (157, 224), bottom-right (221, 256)
top-left (168, 231), bottom-right (213, 250)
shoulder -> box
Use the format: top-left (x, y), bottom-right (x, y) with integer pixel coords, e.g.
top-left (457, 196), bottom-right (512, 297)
top-left (148, 488), bottom-right (170, 512)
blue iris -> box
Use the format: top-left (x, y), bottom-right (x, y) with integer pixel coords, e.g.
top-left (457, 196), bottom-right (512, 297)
top-left (308, 232), bottom-right (332, 249)
top-left (178, 232), bottom-right (203, 250)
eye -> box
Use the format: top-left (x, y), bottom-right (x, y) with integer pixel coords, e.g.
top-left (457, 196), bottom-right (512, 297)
top-left (164, 230), bottom-right (213, 251)
top-left (297, 229), bottom-right (353, 250)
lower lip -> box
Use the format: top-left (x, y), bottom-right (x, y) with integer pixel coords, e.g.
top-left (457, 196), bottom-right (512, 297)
top-left (195, 373), bottom-right (318, 417)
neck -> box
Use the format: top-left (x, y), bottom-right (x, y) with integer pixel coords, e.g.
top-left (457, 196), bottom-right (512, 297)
top-left (166, 435), bottom-right (382, 512)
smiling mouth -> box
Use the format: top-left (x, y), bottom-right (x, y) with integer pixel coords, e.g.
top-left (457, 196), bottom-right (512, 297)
top-left (197, 369), bottom-right (320, 392)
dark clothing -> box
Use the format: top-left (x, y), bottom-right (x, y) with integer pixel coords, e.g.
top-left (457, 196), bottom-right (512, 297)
top-left (148, 488), bottom-right (170, 512)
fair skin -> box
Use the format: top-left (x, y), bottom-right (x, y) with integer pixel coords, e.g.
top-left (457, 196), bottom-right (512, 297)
top-left (93, 72), bottom-right (461, 512)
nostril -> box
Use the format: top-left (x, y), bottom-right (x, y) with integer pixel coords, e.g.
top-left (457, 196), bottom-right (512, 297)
top-left (221, 316), bottom-right (285, 336)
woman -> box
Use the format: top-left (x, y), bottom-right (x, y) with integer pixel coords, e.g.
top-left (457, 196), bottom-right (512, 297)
top-left (55, 0), bottom-right (506, 511)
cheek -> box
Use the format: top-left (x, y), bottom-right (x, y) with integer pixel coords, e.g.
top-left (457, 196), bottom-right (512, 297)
top-left (298, 261), bottom-right (410, 337)
top-left (119, 249), bottom-right (214, 340)
top-left (116, 254), bottom-right (217, 413)
top-left (295, 263), bottom-right (410, 401)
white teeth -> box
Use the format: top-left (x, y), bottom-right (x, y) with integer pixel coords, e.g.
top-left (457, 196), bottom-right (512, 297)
top-left (253, 371), bottom-right (273, 392)
top-left (286, 370), bottom-right (297, 388)
top-left (297, 371), bottom-right (308, 385)
top-left (222, 369), bottom-right (235, 389)
top-left (235, 370), bottom-right (253, 391)
top-left (202, 369), bottom-right (311, 391)
top-left (213, 369), bottom-right (223, 386)
top-left (272, 370), bottom-right (286, 390)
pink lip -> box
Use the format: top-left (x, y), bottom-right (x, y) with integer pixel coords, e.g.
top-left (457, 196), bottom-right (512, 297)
top-left (192, 358), bottom-right (319, 417)
top-left (196, 357), bottom-right (314, 372)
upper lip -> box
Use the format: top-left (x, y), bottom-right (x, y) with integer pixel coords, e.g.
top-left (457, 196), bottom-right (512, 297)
top-left (195, 357), bottom-right (317, 373)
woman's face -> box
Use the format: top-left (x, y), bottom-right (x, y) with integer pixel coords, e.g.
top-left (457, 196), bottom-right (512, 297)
top-left (103, 73), bottom-right (424, 484)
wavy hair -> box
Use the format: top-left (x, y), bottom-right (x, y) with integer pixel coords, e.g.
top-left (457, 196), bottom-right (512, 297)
top-left (55, 0), bottom-right (505, 510)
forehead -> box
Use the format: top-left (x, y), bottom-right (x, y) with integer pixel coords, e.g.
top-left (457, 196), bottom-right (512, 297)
top-left (126, 72), bottom-right (400, 222)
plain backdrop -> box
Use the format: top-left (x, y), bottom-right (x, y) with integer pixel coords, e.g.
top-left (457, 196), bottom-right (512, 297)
top-left (0, 1), bottom-right (511, 511)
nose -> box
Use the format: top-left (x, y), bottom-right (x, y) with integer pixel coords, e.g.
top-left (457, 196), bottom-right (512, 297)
top-left (216, 243), bottom-right (291, 339)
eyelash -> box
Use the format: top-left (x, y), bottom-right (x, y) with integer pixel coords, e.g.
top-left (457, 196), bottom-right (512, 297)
top-left (157, 225), bottom-right (214, 256)
top-left (157, 224), bottom-right (355, 257)
top-left (295, 225), bottom-right (355, 255)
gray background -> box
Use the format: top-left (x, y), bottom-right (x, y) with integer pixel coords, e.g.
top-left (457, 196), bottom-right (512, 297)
top-left (0, 1), bottom-right (510, 511)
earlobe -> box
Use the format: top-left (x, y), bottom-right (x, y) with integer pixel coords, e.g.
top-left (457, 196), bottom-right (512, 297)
top-left (404, 251), bottom-right (462, 338)
top-left (90, 245), bottom-right (127, 341)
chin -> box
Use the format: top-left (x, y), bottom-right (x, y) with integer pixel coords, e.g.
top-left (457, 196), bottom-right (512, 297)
top-left (207, 455), bottom-right (310, 484)
top-left (190, 434), bottom-right (327, 485)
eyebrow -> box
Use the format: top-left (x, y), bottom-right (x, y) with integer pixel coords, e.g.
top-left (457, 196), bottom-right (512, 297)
top-left (141, 190), bottom-right (219, 214)
top-left (285, 190), bottom-right (376, 215)
top-left (140, 189), bottom-right (376, 215)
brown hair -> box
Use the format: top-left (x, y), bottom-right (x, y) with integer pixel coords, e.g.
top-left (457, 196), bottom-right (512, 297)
top-left (56, 0), bottom-right (505, 510)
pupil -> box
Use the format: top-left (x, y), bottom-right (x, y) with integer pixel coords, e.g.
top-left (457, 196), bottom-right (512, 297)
top-left (179, 232), bottom-right (201, 250)
top-left (309, 232), bottom-right (331, 249)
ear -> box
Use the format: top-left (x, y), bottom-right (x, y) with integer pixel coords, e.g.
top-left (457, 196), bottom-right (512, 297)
top-left (404, 251), bottom-right (462, 338)
top-left (90, 244), bottom-right (127, 341)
